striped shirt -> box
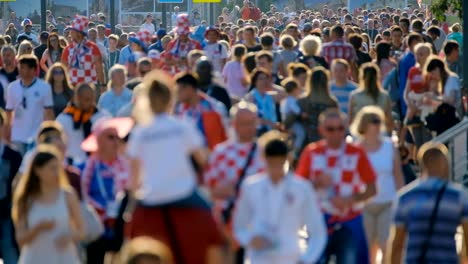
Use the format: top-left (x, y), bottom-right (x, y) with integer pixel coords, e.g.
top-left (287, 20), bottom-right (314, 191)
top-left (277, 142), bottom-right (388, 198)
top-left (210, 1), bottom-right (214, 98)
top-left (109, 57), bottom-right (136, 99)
top-left (321, 38), bottom-right (357, 65)
top-left (330, 81), bottom-right (357, 114)
top-left (393, 177), bottom-right (468, 263)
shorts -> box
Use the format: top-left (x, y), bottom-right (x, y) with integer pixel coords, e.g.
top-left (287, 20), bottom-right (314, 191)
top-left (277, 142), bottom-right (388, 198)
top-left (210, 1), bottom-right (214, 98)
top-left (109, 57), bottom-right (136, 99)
top-left (363, 202), bottom-right (393, 248)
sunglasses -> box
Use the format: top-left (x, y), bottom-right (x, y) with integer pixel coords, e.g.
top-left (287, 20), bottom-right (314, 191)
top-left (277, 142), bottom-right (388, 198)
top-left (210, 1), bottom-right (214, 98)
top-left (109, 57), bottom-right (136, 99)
top-left (370, 118), bottom-right (382, 125)
top-left (325, 126), bottom-right (345, 133)
top-left (53, 70), bottom-right (64, 75)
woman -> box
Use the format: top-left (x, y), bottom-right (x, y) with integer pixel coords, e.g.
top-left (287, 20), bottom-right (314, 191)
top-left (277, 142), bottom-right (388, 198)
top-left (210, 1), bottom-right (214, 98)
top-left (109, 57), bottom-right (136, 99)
top-left (294, 67), bottom-right (338, 146)
top-left (350, 106), bottom-right (404, 264)
top-left (223, 44), bottom-right (249, 99)
top-left (46, 63), bottom-right (74, 116)
top-left (126, 70), bottom-right (226, 264)
top-left (425, 56), bottom-right (461, 110)
top-left (288, 63), bottom-right (308, 91)
top-left (98, 65), bottom-right (132, 117)
top-left (374, 42), bottom-right (395, 84)
top-left (40, 33), bottom-right (63, 73)
top-left (244, 68), bottom-right (280, 135)
top-left (5, 23), bottom-right (18, 45)
top-left (298, 35), bottom-right (329, 69)
top-left (17, 40), bottom-right (33, 58)
top-left (107, 34), bottom-right (120, 70)
top-left (80, 117), bottom-right (133, 264)
top-left (12, 145), bottom-right (84, 264)
top-left (349, 63), bottom-right (393, 132)
top-left (349, 33), bottom-right (372, 67)
top-left (278, 35), bottom-right (298, 75)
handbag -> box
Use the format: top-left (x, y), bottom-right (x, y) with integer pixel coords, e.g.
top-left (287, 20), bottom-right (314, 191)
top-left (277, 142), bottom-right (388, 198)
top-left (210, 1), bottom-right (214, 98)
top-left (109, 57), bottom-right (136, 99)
top-left (80, 202), bottom-right (104, 244)
top-left (418, 181), bottom-right (448, 263)
top-left (221, 142), bottom-right (257, 224)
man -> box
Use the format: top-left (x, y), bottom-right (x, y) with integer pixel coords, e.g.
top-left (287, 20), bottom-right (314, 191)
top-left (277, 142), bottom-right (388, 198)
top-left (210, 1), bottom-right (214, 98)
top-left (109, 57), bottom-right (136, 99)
top-left (174, 72), bottom-right (227, 150)
top-left (444, 40), bottom-right (462, 80)
top-left (148, 29), bottom-right (167, 52)
top-left (119, 32), bottom-right (137, 66)
top-left (243, 26), bottom-right (261, 52)
top-left (399, 18), bottom-right (410, 37)
top-left (205, 101), bottom-right (265, 263)
top-left (126, 57), bottom-right (152, 91)
top-left (427, 25), bottom-right (443, 53)
top-left (140, 14), bottom-right (155, 35)
top-left (330, 59), bottom-right (358, 114)
top-left (164, 14), bottom-right (202, 74)
top-left (203, 27), bottom-right (228, 73)
top-left (0, 45), bottom-right (19, 109)
top-left (0, 108), bottom-right (22, 264)
top-left (57, 83), bottom-right (109, 164)
top-left (321, 25), bottom-right (357, 77)
top-left (171, 6), bottom-right (180, 29)
top-left (17, 19), bottom-right (38, 46)
top-left (34, 31), bottom-right (49, 77)
top-left (62, 15), bottom-right (104, 88)
top-left (388, 142), bottom-right (468, 264)
top-left (296, 109), bottom-right (377, 264)
top-left (365, 19), bottom-right (379, 42)
top-left (234, 130), bottom-right (327, 264)
top-left (5, 55), bottom-right (54, 154)
top-left (398, 33), bottom-right (423, 119)
top-left (411, 19), bottom-right (436, 53)
top-left (195, 58), bottom-right (231, 112)
top-left (390, 26), bottom-right (404, 57)
top-left (96, 24), bottom-right (109, 48)
top-left (259, 34), bottom-right (283, 82)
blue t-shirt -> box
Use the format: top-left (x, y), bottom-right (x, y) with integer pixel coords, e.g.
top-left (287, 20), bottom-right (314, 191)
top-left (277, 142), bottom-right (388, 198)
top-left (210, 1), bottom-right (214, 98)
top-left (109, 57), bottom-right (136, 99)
top-left (393, 177), bottom-right (468, 263)
top-left (97, 88), bottom-right (133, 117)
top-left (330, 81), bottom-right (357, 114)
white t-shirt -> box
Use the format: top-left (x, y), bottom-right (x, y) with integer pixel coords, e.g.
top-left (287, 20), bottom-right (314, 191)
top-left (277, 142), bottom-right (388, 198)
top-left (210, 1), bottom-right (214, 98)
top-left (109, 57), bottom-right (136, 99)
top-left (6, 79), bottom-right (53, 143)
top-left (443, 74), bottom-right (461, 108)
top-left (203, 42), bottom-right (228, 73)
top-left (366, 137), bottom-right (396, 203)
top-left (56, 110), bottom-right (110, 164)
top-left (140, 23), bottom-right (155, 35)
top-left (127, 114), bottom-right (203, 205)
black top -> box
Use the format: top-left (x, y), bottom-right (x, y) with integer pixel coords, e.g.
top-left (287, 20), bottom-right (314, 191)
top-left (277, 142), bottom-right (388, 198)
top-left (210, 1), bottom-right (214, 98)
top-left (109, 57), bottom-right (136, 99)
top-left (0, 68), bottom-right (19, 83)
top-left (202, 83), bottom-right (232, 113)
top-left (0, 144), bottom-right (22, 219)
top-left (246, 45), bottom-right (262, 53)
top-left (0, 67), bottom-right (18, 109)
top-left (356, 50), bottom-right (372, 67)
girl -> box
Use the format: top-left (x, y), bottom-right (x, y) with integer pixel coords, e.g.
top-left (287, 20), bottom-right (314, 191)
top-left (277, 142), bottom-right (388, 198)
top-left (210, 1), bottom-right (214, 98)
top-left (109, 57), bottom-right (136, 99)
top-left (223, 44), bottom-right (249, 99)
top-left (40, 33), bottom-right (63, 73)
top-left (12, 145), bottom-right (84, 264)
top-left (45, 63), bottom-right (74, 116)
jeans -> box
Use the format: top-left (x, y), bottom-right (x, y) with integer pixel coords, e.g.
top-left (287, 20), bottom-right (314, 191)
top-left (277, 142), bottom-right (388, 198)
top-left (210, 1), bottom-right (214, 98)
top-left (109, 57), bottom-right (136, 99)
top-left (318, 214), bottom-right (369, 264)
top-left (0, 217), bottom-right (18, 264)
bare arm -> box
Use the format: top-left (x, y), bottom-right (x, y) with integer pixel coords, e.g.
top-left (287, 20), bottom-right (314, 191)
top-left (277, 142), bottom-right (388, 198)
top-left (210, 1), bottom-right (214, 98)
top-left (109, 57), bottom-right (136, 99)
top-left (387, 225), bottom-right (407, 264)
top-left (5, 111), bottom-right (13, 141)
top-left (95, 56), bottom-right (105, 84)
top-left (65, 190), bottom-right (85, 242)
top-left (40, 50), bottom-right (49, 73)
top-left (129, 158), bottom-right (141, 194)
top-left (44, 108), bottom-right (55, 121)
top-left (351, 182), bottom-right (377, 203)
top-left (14, 212), bottom-right (55, 248)
top-left (393, 146), bottom-right (405, 190)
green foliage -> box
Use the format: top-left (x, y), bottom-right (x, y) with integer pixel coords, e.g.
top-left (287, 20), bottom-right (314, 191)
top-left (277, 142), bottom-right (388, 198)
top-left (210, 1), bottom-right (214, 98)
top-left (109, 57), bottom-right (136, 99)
top-left (430, 0), bottom-right (462, 21)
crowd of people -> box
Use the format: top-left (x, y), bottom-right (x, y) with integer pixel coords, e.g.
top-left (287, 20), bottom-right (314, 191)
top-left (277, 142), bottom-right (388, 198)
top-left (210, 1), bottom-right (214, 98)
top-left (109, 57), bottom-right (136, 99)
top-left (0, 2), bottom-right (467, 264)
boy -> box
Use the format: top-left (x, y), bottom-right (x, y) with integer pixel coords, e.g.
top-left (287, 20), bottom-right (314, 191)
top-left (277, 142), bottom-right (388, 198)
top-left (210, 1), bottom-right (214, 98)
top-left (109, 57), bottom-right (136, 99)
top-left (233, 131), bottom-right (327, 264)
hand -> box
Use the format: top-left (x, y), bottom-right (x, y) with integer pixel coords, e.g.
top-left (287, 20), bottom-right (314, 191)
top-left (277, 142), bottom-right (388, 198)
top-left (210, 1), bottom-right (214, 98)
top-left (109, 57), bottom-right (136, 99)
top-left (212, 183), bottom-right (236, 199)
top-left (55, 233), bottom-right (72, 250)
top-left (249, 235), bottom-right (271, 250)
top-left (330, 196), bottom-right (353, 211)
top-left (35, 219), bottom-right (55, 233)
top-left (315, 173), bottom-right (333, 189)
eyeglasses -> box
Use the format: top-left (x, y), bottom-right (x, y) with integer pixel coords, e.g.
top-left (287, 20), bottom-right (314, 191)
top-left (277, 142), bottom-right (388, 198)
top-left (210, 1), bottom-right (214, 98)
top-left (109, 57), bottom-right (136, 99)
top-left (325, 126), bottom-right (345, 133)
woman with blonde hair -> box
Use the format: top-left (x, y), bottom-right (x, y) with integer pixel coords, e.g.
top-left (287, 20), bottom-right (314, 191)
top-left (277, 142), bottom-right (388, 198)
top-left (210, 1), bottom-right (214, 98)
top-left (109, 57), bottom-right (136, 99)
top-left (349, 63), bottom-right (393, 132)
top-left (295, 67), bottom-right (338, 145)
top-left (98, 64), bottom-right (132, 116)
top-left (45, 63), bottom-right (74, 116)
top-left (12, 145), bottom-right (84, 264)
top-left (298, 35), bottom-right (328, 69)
top-left (17, 40), bottom-right (33, 58)
top-left (350, 106), bottom-right (404, 264)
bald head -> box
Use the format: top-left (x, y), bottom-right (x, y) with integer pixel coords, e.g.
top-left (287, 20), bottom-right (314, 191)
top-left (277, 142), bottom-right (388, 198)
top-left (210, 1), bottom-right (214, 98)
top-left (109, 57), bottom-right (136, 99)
top-left (230, 101), bottom-right (258, 143)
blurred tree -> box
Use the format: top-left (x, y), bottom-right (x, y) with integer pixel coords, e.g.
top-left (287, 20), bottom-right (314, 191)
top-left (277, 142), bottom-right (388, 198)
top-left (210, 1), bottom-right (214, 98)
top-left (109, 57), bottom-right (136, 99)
top-left (430, 0), bottom-right (462, 21)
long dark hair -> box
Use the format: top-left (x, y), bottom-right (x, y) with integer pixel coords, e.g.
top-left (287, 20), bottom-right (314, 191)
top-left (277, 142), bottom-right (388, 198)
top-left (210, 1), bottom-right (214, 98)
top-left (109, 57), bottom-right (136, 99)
top-left (45, 63), bottom-right (74, 101)
top-left (47, 32), bottom-right (63, 53)
top-left (359, 63), bottom-right (382, 103)
top-left (250, 68), bottom-right (272, 91)
top-left (12, 146), bottom-right (70, 223)
top-left (307, 66), bottom-right (337, 104)
top-left (375, 42), bottom-right (391, 65)
top-left (426, 56), bottom-right (450, 93)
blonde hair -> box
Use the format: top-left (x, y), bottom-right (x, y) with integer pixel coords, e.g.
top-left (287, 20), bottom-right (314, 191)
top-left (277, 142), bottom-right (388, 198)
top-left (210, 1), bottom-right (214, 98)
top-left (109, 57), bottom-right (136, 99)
top-left (350, 106), bottom-right (385, 137)
top-left (120, 236), bottom-right (174, 264)
top-left (300, 35), bottom-right (322, 56)
top-left (108, 64), bottom-right (127, 89)
top-left (280, 34), bottom-right (297, 50)
top-left (12, 145), bottom-right (70, 224)
top-left (17, 40), bottom-right (33, 57)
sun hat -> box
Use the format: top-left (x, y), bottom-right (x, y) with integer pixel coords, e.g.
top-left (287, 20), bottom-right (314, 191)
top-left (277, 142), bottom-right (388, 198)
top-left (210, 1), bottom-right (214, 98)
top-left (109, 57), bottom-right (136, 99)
top-left (70, 15), bottom-right (89, 35)
top-left (129, 30), bottom-right (152, 52)
top-left (81, 117), bottom-right (134, 152)
top-left (175, 14), bottom-right (191, 35)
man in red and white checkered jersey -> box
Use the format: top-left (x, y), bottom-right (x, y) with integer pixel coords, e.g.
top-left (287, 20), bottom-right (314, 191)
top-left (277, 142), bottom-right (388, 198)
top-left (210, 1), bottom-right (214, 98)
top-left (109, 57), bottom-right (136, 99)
top-left (321, 25), bottom-right (357, 74)
top-left (61, 15), bottom-right (104, 88)
top-left (296, 109), bottom-right (376, 264)
top-left (204, 101), bottom-right (265, 263)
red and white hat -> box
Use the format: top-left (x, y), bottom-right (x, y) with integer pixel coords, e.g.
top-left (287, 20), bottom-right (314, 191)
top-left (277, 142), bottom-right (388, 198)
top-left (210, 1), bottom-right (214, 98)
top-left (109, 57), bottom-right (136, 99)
top-left (175, 14), bottom-right (191, 35)
top-left (81, 117), bottom-right (134, 152)
top-left (148, 49), bottom-right (161, 60)
top-left (129, 29), bottom-right (152, 51)
top-left (70, 15), bottom-right (89, 35)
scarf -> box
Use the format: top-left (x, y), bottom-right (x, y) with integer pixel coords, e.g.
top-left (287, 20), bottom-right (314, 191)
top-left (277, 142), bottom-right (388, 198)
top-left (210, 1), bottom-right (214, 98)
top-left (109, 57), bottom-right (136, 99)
top-left (63, 103), bottom-right (98, 138)
top-left (70, 40), bottom-right (90, 69)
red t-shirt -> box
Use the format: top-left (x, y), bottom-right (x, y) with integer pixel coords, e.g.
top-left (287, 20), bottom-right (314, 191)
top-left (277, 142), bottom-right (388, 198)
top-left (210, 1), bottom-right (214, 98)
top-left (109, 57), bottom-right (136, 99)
top-left (407, 66), bottom-right (427, 93)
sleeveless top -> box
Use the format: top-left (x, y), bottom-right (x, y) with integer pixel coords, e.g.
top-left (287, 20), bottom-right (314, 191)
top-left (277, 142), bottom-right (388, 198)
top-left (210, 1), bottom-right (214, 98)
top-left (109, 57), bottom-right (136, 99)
top-left (350, 90), bottom-right (391, 117)
top-left (19, 190), bottom-right (80, 264)
top-left (366, 137), bottom-right (396, 204)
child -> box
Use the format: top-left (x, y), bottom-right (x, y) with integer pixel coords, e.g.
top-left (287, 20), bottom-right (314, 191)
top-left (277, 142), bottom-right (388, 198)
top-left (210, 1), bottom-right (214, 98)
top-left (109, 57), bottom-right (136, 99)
top-left (233, 131), bottom-right (327, 264)
top-left (280, 78), bottom-right (306, 156)
top-left (222, 44), bottom-right (249, 99)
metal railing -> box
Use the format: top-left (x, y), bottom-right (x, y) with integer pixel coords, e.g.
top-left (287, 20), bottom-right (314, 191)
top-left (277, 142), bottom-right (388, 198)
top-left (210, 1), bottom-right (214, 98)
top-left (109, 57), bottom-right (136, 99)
top-left (432, 117), bottom-right (468, 187)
